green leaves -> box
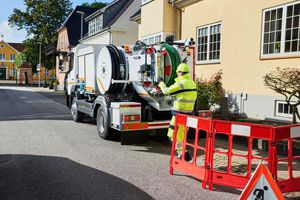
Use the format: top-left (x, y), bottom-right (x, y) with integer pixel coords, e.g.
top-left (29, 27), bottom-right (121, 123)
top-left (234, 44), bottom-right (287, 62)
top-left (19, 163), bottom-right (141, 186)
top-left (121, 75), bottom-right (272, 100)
top-left (8, 0), bottom-right (72, 69)
top-left (81, 1), bottom-right (107, 9)
top-left (195, 70), bottom-right (223, 110)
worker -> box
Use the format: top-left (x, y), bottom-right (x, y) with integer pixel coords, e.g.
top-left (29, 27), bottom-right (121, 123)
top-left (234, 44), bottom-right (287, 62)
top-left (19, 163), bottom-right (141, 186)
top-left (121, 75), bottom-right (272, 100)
top-left (158, 63), bottom-right (197, 161)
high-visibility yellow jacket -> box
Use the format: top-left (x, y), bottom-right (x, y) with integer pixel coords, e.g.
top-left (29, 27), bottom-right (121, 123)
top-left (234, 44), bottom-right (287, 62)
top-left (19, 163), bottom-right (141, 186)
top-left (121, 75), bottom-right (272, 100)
top-left (159, 73), bottom-right (197, 114)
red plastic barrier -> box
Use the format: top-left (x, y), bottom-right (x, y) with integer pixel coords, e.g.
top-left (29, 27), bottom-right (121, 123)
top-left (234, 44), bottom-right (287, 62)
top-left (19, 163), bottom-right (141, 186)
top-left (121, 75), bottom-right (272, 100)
top-left (169, 114), bottom-right (300, 193)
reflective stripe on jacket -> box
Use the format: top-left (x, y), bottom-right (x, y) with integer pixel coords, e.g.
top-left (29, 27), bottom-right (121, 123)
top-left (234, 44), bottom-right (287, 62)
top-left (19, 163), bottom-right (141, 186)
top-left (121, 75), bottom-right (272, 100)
top-left (159, 73), bottom-right (197, 113)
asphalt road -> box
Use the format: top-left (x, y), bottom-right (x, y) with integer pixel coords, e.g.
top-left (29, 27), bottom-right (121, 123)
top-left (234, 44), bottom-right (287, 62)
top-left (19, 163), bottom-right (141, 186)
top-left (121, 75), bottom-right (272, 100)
top-left (0, 83), bottom-right (240, 200)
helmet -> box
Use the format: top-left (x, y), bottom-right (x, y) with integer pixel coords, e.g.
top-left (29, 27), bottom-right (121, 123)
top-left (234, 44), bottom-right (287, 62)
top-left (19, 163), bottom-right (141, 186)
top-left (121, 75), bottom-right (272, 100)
top-left (176, 63), bottom-right (190, 73)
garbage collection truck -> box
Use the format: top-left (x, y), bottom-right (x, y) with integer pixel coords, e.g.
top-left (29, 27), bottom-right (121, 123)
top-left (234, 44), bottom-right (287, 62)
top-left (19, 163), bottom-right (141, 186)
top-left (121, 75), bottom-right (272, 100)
top-left (65, 40), bottom-right (195, 140)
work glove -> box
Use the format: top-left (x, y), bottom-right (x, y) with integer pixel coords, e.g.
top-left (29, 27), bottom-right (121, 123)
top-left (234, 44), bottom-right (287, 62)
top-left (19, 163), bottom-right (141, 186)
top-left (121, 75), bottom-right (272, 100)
top-left (157, 76), bottom-right (164, 83)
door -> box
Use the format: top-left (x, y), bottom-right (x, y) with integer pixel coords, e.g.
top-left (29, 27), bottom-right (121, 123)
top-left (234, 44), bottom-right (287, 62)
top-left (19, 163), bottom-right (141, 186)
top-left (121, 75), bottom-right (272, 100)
top-left (0, 68), bottom-right (6, 80)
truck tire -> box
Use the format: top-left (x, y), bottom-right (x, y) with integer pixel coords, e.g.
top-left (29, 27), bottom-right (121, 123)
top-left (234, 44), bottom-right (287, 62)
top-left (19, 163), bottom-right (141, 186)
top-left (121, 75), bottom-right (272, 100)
top-left (96, 105), bottom-right (112, 139)
top-left (71, 97), bottom-right (85, 122)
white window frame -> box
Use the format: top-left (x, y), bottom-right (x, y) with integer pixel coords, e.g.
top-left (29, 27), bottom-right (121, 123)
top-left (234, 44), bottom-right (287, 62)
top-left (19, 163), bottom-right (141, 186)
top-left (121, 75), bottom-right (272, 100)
top-left (10, 54), bottom-right (15, 61)
top-left (0, 54), bottom-right (5, 60)
top-left (196, 22), bottom-right (222, 65)
top-left (10, 68), bottom-right (15, 77)
top-left (89, 15), bottom-right (103, 36)
top-left (261, 1), bottom-right (300, 59)
top-left (141, 32), bottom-right (176, 45)
top-left (275, 100), bottom-right (295, 118)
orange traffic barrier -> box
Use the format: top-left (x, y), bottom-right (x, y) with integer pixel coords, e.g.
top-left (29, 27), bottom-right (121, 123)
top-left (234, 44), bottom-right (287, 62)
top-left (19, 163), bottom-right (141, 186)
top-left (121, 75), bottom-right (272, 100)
top-left (169, 114), bottom-right (300, 193)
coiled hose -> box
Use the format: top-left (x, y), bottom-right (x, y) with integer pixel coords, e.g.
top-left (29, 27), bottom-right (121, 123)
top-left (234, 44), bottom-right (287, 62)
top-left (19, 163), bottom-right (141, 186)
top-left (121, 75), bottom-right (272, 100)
top-left (161, 43), bottom-right (181, 86)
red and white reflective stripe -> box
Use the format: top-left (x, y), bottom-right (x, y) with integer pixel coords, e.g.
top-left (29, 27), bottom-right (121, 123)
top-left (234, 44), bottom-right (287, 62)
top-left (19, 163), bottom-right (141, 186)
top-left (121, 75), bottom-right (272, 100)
top-left (290, 126), bottom-right (300, 138)
top-left (231, 124), bottom-right (251, 137)
top-left (122, 121), bottom-right (170, 131)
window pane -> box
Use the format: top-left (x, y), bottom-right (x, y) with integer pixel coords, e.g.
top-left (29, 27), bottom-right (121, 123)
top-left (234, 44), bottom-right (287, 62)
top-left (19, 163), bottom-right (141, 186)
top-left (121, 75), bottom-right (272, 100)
top-left (284, 104), bottom-right (289, 113)
top-left (270, 32), bottom-right (275, 42)
top-left (292, 40), bottom-right (298, 51)
top-left (271, 10), bottom-right (276, 20)
top-left (264, 33), bottom-right (269, 44)
top-left (292, 28), bottom-right (299, 40)
top-left (293, 16), bottom-right (299, 28)
top-left (286, 17), bottom-right (292, 29)
top-left (264, 22), bottom-right (270, 32)
top-left (287, 5), bottom-right (293, 17)
top-left (276, 20), bottom-right (282, 30)
top-left (285, 41), bottom-right (291, 52)
top-left (269, 43), bottom-right (274, 53)
top-left (294, 3), bottom-right (300, 16)
top-left (278, 8), bottom-right (283, 19)
top-left (276, 31), bottom-right (281, 42)
top-left (278, 103), bottom-right (283, 113)
top-left (286, 30), bottom-right (291, 40)
top-left (265, 11), bottom-right (271, 21)
top-left (263, 44), bottom-right (268, 54)
top-left (271, 21), bottom-right (276, 31)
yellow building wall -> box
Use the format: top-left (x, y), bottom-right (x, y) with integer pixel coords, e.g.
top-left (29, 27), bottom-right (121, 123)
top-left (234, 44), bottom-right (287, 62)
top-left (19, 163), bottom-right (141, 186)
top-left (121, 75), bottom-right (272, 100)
top-left (182, 0), bottom-right (299, 96)
top-left (140, 0), bottom-right (164, 38)
top-left (139, 0), bottom-right (178, 39)
top-left (163, 0), bottom-right (179, 35)
top-left (0, 41), bottom-right (19, 80)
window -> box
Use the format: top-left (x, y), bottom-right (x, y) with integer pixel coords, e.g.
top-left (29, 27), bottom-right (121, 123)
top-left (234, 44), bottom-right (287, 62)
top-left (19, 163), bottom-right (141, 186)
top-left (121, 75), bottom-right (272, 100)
top-left (10, 68), bottom-right (15, 76)
top-left (275, 100), bottom-right (294, 117)
top-left (0, 54), bottom-right (5, 60)
top-left (89, 15), bottom-right (103, 36)
top-left (44, 69), bottom-right (49, 77)
top-left (141, 32), bottom-right (174, 45)
top-left (197, 23), bottom-right (221, 64)
top-left (262, 2), bottom-right (300, 57)
top-left (10, 54), bottom-right (15, 60)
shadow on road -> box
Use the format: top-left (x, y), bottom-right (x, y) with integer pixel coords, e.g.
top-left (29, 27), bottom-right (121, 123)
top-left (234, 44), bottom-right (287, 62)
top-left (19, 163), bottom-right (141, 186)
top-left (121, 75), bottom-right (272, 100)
top-left (0, 154), bottom-right (154, 200)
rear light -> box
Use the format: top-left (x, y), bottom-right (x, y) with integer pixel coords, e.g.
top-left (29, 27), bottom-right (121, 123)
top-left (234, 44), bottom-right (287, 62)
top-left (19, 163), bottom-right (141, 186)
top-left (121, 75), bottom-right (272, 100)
top-left (123, 114), bottom-right (141, 122)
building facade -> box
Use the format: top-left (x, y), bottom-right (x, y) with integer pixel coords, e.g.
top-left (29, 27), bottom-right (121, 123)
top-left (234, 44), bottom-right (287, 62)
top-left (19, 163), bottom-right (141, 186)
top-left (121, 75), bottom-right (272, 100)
top-left (136, 0), bottom-right (300, 122)
top-left (56, 6), bottom-right (98, 90)
top-left (0, 40), bottom-right (23, 80)
top-left (80, 0), bottom-right (141, 46)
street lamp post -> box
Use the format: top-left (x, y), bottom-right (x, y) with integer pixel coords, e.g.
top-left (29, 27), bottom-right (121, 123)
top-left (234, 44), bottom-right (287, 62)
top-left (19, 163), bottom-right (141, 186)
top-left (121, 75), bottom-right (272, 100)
top-left (38, 42), bottom-right (41, 87)
top-left (76, 11), bottom-right (85, 39)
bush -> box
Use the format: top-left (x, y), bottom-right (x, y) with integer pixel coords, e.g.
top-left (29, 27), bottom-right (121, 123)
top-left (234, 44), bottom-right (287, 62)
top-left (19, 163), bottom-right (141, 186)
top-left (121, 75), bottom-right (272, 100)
top-left (195, 70), bottom-right (223, 110)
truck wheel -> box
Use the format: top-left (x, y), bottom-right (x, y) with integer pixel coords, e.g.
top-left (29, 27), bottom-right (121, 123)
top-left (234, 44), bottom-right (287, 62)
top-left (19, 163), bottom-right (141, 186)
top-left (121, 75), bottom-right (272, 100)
top-left (96, 106), bottom-right (112, 139)
top-left (71, 97), bottom-right (84, 122)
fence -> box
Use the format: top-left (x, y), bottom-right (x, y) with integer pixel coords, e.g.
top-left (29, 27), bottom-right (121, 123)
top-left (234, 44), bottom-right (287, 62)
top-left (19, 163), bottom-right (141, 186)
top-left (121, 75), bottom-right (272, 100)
top-left (169, 114), bottom-right (300, 193)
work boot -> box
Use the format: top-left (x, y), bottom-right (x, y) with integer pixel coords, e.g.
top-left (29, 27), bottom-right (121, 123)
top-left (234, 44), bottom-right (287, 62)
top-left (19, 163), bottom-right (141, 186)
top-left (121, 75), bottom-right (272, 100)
top-left (177, 150), bottom-right (192, 162)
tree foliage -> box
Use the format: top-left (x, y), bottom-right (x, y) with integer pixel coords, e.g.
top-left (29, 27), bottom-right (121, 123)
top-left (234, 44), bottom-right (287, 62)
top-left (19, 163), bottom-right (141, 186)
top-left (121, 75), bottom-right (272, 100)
top-left (195, 70), bottom-right (223, 110)
top-left (264, 67), bottom-right (300, 124)
top-left (8, 0), bottom-right (72, 69)
top-left (81, 1), bottom-right (107, 9)
top-left (14, 53), bottom-right (26, 69)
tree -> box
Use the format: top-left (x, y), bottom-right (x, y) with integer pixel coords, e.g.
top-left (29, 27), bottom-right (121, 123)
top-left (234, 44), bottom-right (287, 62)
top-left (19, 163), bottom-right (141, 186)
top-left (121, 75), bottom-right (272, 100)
top-left (8, 0), bottom-right (72, 69)
top-left (195, 70), bottom-right (223, 110)
top-left (81, 1), bottom-right (107, 9)
top-left (14, 53), bottom-right (26, 69)
top-left (264, 67), bottom-right (300, 124)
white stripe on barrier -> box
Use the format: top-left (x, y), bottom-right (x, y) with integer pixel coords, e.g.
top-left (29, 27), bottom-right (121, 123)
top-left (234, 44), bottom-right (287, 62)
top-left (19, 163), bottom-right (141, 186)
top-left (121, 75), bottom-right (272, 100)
top-left (291, 126), bottom-right (300, 138)
top-left (187, 117), bottom-right (198, 129)
top-left (231, 124), bottom-right (251, 136)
